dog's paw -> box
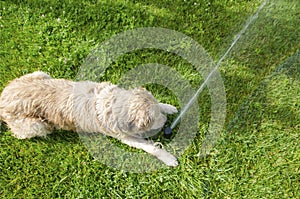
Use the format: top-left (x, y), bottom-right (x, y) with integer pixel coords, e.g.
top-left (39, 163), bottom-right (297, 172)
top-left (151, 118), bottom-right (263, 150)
top-left (164, 155), bottom-right (179, 167)
top-left (159, 103), bottom-right (178, 115)
top-left (156, 149), bottom-right (178, 167)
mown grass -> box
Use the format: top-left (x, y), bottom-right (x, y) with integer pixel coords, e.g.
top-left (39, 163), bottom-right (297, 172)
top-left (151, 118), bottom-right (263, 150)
top-left (0, 0), bottom-right (299, 198)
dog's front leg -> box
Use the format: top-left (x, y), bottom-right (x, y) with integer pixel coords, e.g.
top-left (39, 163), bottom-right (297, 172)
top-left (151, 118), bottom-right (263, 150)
top-left (159, 103), bottom-right (178, 114)
top-left (119, 136), bottom-right (178, 167)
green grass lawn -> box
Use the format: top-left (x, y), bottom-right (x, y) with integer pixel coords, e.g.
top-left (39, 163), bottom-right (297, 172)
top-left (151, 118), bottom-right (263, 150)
top-left (0, 0), bottom-right (299, 198)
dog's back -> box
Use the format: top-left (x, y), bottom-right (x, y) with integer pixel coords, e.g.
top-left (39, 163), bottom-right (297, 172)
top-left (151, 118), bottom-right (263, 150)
top-left (0, 71), bottom-right (112, 133)
top-left (0, 72), bottom-right (76, 130)
top-left (0, 72), bottom-right (50, 120)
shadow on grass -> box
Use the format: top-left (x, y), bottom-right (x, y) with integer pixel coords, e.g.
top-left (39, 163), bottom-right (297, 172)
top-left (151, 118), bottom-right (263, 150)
top-left (202, 51), bottom-right (299, 199)
top-left (30, 130), bottom-right (81, 144)
top-left (0, 121), bottom-right (8, 134)
top-left (0, 122), bottom-right (80, 144)
top-left (222, 0), bottom-right (300, 124)
top-left (228, 50), bottom-right (299, 132)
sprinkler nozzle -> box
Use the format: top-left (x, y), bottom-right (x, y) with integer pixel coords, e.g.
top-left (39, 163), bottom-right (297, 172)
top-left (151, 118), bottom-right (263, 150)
top-left (163, 127), bottom-right (172, 139)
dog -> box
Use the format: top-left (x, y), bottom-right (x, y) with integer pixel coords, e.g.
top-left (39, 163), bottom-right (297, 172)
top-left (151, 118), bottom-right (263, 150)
top-left (0, 71), bottom-right (178, 166)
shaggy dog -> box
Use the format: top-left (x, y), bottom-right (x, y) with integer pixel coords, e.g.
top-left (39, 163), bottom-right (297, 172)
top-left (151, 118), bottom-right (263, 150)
top-left (0, 71), bottom-right (178, 166)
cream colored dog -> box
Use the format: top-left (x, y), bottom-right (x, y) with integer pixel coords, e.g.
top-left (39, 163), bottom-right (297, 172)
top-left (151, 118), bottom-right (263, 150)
top-left (0, 71), bottom-right (178, 166)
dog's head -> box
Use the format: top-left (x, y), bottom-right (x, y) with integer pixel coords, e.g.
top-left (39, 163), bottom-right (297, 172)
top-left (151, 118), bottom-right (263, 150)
top-left (127, 88), bottom-right (167, 135)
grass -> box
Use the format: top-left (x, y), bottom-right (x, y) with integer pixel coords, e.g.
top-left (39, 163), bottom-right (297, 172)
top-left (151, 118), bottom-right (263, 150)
top-left (0, 0), bottom-right (299, 198)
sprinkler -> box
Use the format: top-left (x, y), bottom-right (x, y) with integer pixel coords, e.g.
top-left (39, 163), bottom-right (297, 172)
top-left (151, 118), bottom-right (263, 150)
top-left (164, 0), bottom-right (268, 138)
top-left (164, 127), bottom-right (172, 139)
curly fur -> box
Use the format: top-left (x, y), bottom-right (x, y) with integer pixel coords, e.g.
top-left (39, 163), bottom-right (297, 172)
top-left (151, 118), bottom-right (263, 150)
top-left (0, 71), bottom-right (178, 166)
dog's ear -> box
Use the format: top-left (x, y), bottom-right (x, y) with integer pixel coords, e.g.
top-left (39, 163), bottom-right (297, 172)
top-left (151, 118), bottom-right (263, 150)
top-left (127, 88), bottom-right (157, 131)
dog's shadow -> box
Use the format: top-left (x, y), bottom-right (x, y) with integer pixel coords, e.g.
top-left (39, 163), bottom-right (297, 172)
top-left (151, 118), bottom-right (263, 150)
top-left (32, 130), bottom-right (81, 144)
top-left (0, 120), bottom-right (176, 146)
top-left (0, 121), bottom-right (8, 134)
top-left (0, 120), bottom-right (85, 144)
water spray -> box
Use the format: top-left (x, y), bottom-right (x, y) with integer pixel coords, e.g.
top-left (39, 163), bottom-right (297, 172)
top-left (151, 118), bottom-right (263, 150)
top-left (164, 0), bottom-right (268, 138)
